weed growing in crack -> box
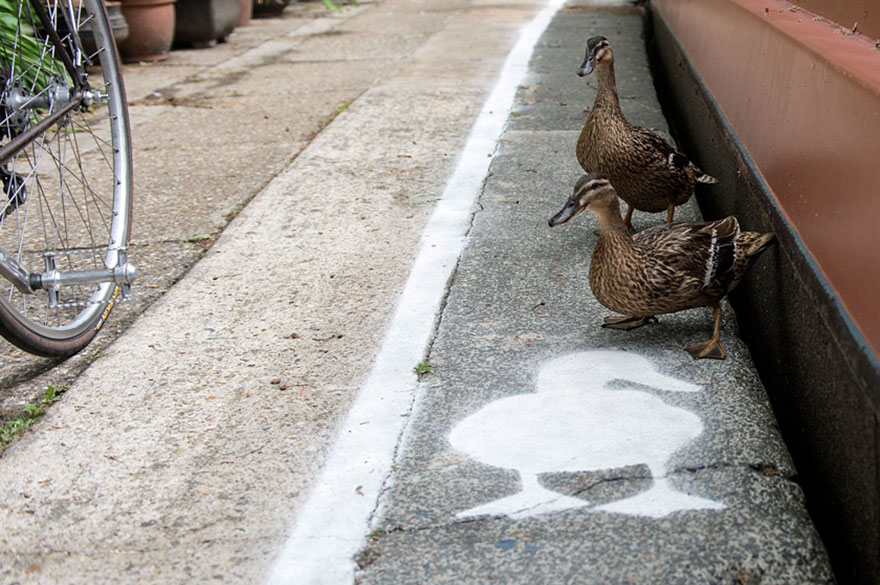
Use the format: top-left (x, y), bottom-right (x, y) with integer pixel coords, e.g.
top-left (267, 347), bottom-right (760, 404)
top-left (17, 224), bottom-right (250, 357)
top-left (0, 384), bottom-right (68, 450)
top-left (414, 361), bottom-right (434, 377)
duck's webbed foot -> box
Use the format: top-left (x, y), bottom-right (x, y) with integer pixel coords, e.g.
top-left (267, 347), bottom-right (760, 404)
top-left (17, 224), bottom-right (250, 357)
top-left (686, 305), bottom-right (726, 360)
top-left (686, 338), bottom-right (727, 360)
top-left (601, 315), bottom-right (655, 330)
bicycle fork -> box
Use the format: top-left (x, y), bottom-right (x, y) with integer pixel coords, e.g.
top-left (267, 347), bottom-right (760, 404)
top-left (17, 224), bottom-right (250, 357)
top-left (0, 247), bottom-right (137, 307)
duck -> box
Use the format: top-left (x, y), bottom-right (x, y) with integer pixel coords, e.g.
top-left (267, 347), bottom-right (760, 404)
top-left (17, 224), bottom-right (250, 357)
top-left (576, 35), bottom-right (717, 231)
top-left (449, 350), bottom-right (724, 519)
top-left (548, 173), bottom-right (774, 360)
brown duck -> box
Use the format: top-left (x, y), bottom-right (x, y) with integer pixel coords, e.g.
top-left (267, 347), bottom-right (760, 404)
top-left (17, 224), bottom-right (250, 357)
top-left (576, 35), bottom-right (717, 231)
top-left (549, 174), bottom-right (774, 360)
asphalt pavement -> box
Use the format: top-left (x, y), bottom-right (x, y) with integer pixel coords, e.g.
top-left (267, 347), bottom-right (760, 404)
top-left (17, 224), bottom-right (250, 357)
top-left (0, 0), bottom-right (835, 583)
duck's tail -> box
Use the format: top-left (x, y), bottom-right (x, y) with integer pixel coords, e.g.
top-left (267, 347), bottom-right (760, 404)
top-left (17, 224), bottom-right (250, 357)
top-left (741, 231), bottom-right (776, 257)
top-left (695, 169), bottom-right (719, 184)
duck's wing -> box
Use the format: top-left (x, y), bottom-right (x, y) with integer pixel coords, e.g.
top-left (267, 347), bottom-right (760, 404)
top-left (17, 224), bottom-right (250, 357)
top-left (635, 217), bottom-right (741, 294)
top-left (629, 126), bottom-right (716, 183)
top-left (629, 126), bottom-right (692, 172)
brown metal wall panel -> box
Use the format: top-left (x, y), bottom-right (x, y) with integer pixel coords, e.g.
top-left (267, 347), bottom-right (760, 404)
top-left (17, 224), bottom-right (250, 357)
top-left (647, 2), bottom-right (880, 582)
top-left (653, 0), bottom-right (880, 359)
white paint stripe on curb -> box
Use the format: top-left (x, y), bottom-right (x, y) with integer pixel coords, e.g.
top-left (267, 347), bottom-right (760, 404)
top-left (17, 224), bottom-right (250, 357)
top-left (265, 1), bottom-right (563, 582)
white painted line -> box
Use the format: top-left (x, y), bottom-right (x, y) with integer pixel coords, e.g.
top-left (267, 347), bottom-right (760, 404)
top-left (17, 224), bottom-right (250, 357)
top-left (264, 0), bottom-right (564, 583)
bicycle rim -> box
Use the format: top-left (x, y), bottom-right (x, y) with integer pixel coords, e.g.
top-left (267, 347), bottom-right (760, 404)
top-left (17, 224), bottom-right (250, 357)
top-left (0, 0), bottom-right (133, 357)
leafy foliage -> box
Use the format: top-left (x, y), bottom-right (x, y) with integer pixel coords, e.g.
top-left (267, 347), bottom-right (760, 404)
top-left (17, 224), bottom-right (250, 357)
top-left (414, 361), bottom-right (433, 376)
top-left (0, 384), bottom-right (67, 448)
top-left (0, 0), bottom-right (70, 92)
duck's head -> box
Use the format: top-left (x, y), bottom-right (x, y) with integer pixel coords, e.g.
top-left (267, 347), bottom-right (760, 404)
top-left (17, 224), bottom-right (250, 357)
top-left (548, 173), bottom-right (617, 227)
top-left (578, 35), bottom-right (612, 77)
top-left (537, 351), bottom-right (700, 394)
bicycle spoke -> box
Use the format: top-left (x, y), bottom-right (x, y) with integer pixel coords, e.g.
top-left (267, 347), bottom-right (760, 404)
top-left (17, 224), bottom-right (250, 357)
top-left (0, 0), bottom-right (133, 355)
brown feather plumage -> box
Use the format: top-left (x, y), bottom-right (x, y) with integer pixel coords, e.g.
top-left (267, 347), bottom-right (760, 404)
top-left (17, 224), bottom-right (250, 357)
top-left (549, 174), bottom-right (774, 359)
top-left (575, 36), bottom-right (716, 227)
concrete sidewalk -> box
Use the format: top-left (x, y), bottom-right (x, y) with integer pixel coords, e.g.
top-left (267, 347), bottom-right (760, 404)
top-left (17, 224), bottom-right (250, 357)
top-left (1, 1), bottom-right (552, 583)
top-left (1, 0), bottom-right (833, 584)
top-left (344, 5), bottom-right (833, 584)
top-left (272, 4), bottom-right (834, 585)
top-left (344, 5), bottom-right (833, 585)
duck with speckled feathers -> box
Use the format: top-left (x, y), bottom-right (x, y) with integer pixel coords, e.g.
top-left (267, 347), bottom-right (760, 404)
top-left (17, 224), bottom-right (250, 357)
top-left (576, 35), bottom-right (717, 231)
top-left (549, 174), bottom-right (774, 360)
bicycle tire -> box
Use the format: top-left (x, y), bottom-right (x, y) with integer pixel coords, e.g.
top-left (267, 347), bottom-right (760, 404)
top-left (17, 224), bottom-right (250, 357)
top-left (0, 0), bottom-right (133, 357)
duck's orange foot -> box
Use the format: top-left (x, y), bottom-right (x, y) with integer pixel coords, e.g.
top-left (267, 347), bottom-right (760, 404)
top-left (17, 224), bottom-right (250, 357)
top-left (602, 315), bottom-right (655, 331)
top-left (686, 338), bottom-right (727, 360)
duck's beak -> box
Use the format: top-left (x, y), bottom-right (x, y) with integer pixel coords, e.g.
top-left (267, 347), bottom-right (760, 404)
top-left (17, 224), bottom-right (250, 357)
top-left (548, 198), bottom-right (583, 227)
top-left (577, 52), bottom-right (594, 77)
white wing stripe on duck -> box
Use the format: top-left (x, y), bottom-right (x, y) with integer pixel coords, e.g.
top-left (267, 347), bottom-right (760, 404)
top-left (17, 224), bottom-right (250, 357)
top-left (704, 228), bottom-right (718, 288)
top-left (703, 223), bottom-right (738, 288)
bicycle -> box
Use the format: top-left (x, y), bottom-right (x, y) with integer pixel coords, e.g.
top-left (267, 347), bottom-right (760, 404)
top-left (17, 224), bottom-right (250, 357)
top-left (0, 0), bottom-right (135, 357)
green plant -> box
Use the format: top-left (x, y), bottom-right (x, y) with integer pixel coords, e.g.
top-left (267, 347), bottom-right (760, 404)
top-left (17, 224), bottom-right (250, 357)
top-left (319, 101), bottom-right (349, 129)
top-left (0, 0), bottom-right (71, 91)
top-left (414, 361), bottom-right (433, 376)
top-left (0, 384), bottom-right (68, 448)
top-left (43, 383), bottom-right (65, 404)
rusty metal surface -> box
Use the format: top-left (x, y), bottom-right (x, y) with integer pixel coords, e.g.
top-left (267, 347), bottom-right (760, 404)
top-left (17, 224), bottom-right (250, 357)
top-left (648, 2), bottom-right (880, 583)
top-left (653, 0), bottom-right (880, 360)
top-left (790, 0), bottom-right (879, 41)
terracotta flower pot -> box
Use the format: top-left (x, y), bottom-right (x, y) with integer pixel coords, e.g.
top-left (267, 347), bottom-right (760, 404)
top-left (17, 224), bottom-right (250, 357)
top-left (118, 0), bottom-right (176, 63)
top-left (238, 0), bottom-right (252, 26)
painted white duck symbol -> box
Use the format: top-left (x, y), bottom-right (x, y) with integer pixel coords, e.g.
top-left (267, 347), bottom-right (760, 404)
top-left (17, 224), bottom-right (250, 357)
top-left (449, 350), bottom-right (724, 519)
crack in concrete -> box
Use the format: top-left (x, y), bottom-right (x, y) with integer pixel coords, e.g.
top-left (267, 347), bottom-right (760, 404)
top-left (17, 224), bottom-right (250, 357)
top-left (361, 460), bottom-right (800, 553)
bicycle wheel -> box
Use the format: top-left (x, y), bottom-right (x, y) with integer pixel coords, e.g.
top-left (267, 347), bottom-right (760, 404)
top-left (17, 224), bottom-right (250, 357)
top-left (0, 0), bottom-right (133, 357)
